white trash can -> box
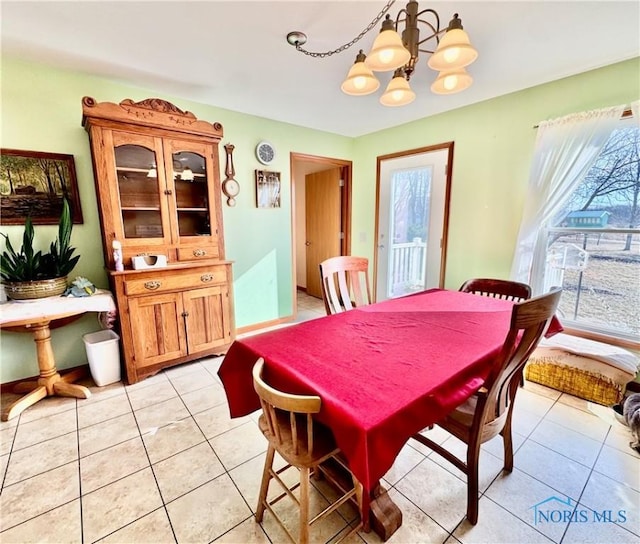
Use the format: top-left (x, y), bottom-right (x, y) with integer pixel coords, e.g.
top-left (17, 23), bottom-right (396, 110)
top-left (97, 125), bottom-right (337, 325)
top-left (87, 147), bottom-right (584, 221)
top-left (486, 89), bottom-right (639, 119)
top-left (83, 329), bottom-right (121, 386)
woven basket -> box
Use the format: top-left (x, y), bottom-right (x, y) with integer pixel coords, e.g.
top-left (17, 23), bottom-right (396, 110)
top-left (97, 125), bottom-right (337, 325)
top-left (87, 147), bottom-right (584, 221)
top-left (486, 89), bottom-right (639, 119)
top-left (525, 361), bottom-right (624, 406)
top-left (3, 276), bottom-right (68, 300)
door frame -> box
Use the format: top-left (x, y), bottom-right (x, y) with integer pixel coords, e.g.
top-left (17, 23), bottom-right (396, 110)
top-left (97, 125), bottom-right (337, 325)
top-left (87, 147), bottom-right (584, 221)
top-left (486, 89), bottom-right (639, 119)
top-left (290, 152), bottom-right (353, 315)
top-left (373, 142), bottom-right (454, 300)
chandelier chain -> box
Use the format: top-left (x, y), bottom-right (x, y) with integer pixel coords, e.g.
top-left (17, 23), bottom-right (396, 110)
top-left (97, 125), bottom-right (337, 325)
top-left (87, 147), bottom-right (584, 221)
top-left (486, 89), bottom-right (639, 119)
top-left (293, 0), bottom-right (397, 58)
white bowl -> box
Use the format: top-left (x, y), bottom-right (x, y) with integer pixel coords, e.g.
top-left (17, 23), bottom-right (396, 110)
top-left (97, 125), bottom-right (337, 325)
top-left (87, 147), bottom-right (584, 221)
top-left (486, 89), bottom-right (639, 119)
top-left (613, 404), bottom-right (627, 426)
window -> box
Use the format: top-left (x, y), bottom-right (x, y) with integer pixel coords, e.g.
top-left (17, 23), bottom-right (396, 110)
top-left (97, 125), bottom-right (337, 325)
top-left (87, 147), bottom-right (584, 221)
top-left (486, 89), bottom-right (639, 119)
top-left (542, 117), bottom-right (639, 344)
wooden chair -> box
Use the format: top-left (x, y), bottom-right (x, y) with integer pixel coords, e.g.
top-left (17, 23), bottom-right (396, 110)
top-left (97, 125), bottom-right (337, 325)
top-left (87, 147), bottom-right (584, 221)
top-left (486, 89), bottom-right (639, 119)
top-left (411, 287), bottom-right (562, 525)
top-left (253, 358), bottom-right (363, 543)
top-left (319, 256), bottom-right (372, 315)
top-left (459, 278), bottom-right (532, 302)
top-left (460, 278), bottom-right (533, 388)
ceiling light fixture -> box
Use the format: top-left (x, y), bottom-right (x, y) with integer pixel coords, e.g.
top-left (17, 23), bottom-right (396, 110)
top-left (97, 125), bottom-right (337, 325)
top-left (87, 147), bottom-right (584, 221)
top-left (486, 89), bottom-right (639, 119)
top-left (286, 0), bottom-right (478, 107)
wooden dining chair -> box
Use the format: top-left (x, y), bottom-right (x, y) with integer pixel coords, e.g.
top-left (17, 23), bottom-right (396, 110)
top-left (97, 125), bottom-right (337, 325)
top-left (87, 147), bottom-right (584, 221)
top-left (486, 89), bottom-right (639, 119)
top-left (252, 358), bottom-right (363, 544)
top-left (319, 256), bottom-right (372, 315)
top-left (459, 277), bottom-right (532, 302)
top-left (411, 287), bottom-right (562, 525)
top-left (460, 278), bottom-right (533, 387)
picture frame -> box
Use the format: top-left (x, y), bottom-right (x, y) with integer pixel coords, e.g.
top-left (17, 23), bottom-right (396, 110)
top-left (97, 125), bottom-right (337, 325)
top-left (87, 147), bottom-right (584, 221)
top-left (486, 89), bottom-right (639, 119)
top-left (255, 169), bottom-right (281, 208)
top-left (0, 149), bottom-right (83, 225)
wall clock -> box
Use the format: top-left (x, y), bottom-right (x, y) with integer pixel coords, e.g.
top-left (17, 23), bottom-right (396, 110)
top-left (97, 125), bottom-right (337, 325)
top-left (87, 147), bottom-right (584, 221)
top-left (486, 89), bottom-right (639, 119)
top-left (256, 141), bottom-right (275, 165)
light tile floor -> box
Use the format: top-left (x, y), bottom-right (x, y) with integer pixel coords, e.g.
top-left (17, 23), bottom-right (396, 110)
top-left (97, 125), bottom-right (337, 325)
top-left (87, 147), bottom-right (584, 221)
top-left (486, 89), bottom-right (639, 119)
top-left (1, 291), bottom-right (639, 543)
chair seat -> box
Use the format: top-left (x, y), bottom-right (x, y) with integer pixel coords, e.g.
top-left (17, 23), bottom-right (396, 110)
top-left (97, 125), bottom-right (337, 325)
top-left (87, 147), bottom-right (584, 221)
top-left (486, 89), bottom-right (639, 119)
top-left (445, 395), bottom-right (509, 443)
top-left (258, 413), bottom-right (340, 468)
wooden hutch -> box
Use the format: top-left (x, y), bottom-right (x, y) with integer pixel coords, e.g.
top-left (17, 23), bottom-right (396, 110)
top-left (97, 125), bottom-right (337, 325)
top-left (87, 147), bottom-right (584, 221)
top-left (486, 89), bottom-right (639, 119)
top-left (82, 96), bottom-right (235, 384)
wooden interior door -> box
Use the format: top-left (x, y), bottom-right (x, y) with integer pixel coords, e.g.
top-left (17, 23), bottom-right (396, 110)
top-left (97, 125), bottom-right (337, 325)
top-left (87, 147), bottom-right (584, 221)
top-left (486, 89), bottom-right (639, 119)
top-left (305, 168), bottom-right (342, 298)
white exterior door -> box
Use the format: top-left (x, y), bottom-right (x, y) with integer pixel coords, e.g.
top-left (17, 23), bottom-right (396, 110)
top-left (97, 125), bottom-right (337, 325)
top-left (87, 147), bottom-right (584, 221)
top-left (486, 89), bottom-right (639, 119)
top-left (375, 146), bottom-right (451, 301)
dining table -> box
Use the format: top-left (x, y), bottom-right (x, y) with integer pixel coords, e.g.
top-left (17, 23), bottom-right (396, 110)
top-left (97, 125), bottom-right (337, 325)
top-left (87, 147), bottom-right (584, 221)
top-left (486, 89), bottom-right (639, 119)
top-left (218, 288), bottom-right (562, 538)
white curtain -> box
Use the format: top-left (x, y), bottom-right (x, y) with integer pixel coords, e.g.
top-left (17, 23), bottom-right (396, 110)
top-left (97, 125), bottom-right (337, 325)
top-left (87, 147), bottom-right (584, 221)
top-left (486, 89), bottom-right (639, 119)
top-left (632, 100), bottom-right (640, 127)
top-left (510, 105), bottom-right (626, 293)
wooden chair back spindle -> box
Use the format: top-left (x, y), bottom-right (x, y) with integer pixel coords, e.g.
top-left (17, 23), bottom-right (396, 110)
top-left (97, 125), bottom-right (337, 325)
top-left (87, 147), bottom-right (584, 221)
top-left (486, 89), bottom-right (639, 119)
top-left (459, 278), bottom-right (532, 302)
top-left (319, 256), bottom-right (372, 315)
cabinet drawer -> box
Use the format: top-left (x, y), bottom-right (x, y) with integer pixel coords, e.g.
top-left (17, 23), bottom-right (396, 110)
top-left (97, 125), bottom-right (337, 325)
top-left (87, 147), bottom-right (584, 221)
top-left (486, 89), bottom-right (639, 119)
top-left (124, 269), bottom-right (227, 295)
top-left (177, 245), bottom-right (219, 262)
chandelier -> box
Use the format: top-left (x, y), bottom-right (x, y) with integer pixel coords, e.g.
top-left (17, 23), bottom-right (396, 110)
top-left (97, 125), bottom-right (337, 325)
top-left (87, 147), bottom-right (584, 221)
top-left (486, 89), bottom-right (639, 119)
top-left (286, 0), bottom-right (478, 107)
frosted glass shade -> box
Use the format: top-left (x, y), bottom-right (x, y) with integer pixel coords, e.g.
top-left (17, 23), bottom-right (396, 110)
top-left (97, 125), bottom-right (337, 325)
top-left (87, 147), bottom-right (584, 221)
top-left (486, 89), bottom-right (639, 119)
top-left (180, 167), bottom-right (194, 181)
top-left (427, 28), bottom-right (478, 71)
top-left (365, 29), bottom-right (411, 72)
top-left (341, 61), bottom-right (380, 95)
top-left (380, 76), bottom-right (416, 107)
top-left (430, 68), bottom-right (473, 95)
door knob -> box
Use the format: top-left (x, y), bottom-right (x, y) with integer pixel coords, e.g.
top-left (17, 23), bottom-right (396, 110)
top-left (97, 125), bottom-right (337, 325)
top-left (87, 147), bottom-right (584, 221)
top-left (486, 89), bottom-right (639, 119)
top-left (305, 241), bottom-right (311, 246)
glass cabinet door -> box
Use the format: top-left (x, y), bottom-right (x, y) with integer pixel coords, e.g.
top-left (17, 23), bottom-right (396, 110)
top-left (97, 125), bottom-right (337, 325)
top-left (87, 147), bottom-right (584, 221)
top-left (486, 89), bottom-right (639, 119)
top-left (164, 139), bottom-right (216, 242)
top-left (114, 140), bottom-right (165, 240)
top-left (171, 150), bottom-right (210, 237)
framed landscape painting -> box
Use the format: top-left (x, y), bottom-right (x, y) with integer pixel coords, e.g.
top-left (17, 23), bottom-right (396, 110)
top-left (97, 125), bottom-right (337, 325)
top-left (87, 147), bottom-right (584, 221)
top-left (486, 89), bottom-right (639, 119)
top-left (0, 149), bottom-right (83, 225)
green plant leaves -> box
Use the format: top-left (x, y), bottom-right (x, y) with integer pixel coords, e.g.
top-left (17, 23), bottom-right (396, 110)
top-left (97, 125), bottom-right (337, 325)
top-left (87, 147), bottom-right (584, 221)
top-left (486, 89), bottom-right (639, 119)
top-left (0, 198), bottom-right (80, 282)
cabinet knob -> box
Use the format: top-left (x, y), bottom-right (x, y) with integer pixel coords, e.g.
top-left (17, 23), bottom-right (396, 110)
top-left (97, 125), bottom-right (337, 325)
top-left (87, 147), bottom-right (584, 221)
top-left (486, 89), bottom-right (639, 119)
top-left (201, 274), bottom-right (214, 283)
top-left (144, 281), bottom-right (161, 291)
top-left (193, 248), bottom-right (206, 257)
top-left (164, 189), bottom-right (173, 195)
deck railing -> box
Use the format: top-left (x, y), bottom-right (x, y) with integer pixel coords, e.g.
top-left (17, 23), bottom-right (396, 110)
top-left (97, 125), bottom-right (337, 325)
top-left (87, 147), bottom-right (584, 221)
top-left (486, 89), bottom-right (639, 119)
top-left (389, 237), bottom-right (426, 296)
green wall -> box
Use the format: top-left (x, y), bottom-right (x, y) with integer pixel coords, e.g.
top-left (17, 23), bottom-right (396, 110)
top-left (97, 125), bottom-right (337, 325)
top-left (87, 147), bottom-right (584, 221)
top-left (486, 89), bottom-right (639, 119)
top-left (0, 57), bottom-right (353, 382)
top-left (1, 56), bottom-right (638, 382)
top-left (351, 58), bottom-right (640, 290)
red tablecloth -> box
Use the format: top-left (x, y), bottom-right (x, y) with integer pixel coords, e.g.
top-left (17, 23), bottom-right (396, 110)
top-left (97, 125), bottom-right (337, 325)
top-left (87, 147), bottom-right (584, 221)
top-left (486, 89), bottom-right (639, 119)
top-left (218, 289), bottom-right (560, 492)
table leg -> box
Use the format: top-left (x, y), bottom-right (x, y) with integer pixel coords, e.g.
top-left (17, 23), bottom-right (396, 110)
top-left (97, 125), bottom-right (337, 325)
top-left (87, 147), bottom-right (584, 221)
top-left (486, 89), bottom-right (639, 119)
top-left (317, 457), bottom-right (402, 540)
top-left (1, 386), bottom-right (47, 422)
top-left (369, 484), bottom-right (403, 541)
top-left (1, 321), bottom-right (91, 422)
top-left (53, 381), bottom-right (91, 399)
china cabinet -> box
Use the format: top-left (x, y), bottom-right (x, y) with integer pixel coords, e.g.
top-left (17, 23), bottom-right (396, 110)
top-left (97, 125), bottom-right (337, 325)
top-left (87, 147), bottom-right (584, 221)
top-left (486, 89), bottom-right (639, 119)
top-left (82, 97), bottom-right (235, 383)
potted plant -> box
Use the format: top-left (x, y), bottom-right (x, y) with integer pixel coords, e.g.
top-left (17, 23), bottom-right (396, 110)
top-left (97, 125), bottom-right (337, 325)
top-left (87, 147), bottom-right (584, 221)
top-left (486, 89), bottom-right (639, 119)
top-left (0, 199), bottom-right (80, 300)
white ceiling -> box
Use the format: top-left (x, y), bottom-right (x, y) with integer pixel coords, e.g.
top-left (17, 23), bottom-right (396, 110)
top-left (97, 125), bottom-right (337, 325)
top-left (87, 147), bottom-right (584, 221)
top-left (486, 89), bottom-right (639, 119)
top-left (2, 1), bottom-right (639, 137)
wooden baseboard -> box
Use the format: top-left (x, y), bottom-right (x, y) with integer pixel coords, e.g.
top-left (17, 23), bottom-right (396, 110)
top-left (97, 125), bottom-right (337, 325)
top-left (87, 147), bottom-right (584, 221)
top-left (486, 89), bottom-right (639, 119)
top-left (236, 316), bottom-right (294, 336)
top-left (0, 364), bottom-right (90, 392)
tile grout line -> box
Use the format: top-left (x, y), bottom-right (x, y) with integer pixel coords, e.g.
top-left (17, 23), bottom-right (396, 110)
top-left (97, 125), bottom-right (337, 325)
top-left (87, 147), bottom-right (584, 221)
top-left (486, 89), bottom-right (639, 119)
top-left (127, 370), bottom-right (180, 544)
top-left (558, 425), bottom-right (637, 543)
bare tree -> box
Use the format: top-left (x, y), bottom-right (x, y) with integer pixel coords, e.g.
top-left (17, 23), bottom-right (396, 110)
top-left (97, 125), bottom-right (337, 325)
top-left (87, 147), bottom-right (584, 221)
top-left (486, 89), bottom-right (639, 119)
top-left (564, 126), bottom-right (640, 249)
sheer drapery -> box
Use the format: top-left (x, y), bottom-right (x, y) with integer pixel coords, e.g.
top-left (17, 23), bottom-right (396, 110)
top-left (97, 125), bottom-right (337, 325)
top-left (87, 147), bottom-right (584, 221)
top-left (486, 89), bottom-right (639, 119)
top-left (632, 100), bottom-right (640, 127)
top-left (510, 105), bottom-right (626, 294)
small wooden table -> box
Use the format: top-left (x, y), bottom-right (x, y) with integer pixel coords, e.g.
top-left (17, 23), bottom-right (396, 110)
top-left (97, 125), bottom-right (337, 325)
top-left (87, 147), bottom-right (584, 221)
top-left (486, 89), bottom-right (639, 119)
top-left (0, 290), bottom-right (116, 421)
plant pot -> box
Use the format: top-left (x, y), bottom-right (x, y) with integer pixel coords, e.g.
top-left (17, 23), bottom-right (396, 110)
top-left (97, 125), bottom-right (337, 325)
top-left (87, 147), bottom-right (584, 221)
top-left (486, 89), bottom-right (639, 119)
top-left (3, 276), bottom-right (68, 300)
